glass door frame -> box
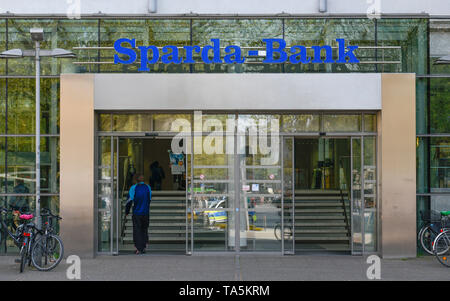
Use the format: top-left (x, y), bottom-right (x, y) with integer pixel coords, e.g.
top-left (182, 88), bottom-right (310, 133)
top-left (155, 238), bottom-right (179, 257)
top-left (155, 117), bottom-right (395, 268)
top-left (96, 132), bottom-right (377, 256)
top-left (281, 134), bottom-right (378, 255)
top-left (237, 132), bottom-right (284, 254)
top-left (95, 135), bottom-right (120, 255)
top-left (96, 133), bottom-right (189, 255)
top-left (188, 131), bottom-right (286, 255)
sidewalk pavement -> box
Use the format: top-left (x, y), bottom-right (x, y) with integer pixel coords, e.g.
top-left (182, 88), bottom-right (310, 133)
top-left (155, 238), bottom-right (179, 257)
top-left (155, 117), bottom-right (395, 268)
top-left (0, 254), bottom-right (448, 281)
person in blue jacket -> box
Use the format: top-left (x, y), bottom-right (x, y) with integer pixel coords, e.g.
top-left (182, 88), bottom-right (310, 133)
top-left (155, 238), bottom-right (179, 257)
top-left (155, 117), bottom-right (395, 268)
top-left (125, 174), bottom-right (152, 254)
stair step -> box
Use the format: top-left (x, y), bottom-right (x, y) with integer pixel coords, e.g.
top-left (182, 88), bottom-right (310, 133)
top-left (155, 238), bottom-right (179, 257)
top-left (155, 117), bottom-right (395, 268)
top-left (295, 221), bottom-right (346, 228)
top-left (294, 209), bottom-right (344, 213)
top-left (294, 216), bottom-right (345, 220)
top-left (124, 229), bottom-right (224, 234)
top-left (294, 237), bottom-right (350, 241)
top-left (291, 203), bottom-right (346, 207)
top-left (124, 222), bottom-right (186, 227)
top-left (123, 237), bottom-right (224, 242)
top-left (122, 209), bottom-right (186, 214)
top-left (295, 229), bottom-right (348, 233)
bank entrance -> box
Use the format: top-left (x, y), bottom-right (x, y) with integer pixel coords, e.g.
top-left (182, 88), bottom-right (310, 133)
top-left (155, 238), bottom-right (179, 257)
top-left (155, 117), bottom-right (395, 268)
top-left (95, 112), bottom-right (377, 255)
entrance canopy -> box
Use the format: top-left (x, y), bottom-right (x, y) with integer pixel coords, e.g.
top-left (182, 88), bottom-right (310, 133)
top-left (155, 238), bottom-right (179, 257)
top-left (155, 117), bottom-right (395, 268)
top-left (93, 73), bottom-right (382, 111)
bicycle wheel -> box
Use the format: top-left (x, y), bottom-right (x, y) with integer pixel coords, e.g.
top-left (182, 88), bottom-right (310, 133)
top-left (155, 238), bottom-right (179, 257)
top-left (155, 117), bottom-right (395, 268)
top-left (274, 224), bottom-right (292, 241)
top-left (434, 231), bottom-right (450, 267)
top-left (274, 224), bottom-right (282, 241)
top-left (420, 225), bottom-right (438, 255)
top-left (284, 225), bottom-right (293, 240)
top-left (19, 242), bottom-right (27, 273)
top-left (31, 234), bottom-right (64, 272)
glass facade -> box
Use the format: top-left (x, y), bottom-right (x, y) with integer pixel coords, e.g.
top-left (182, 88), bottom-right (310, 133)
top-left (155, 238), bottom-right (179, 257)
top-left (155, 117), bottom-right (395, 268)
top-left (0, 17), bottom-right (448, 255)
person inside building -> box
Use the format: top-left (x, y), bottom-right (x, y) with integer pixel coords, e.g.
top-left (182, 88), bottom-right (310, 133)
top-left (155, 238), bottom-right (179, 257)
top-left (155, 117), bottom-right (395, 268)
top-left (125, 174), bottom-right (152, 255)
top-left (9, 179), bottom-right (30, 212)
top-left (149, 161), bottom-right (165, 190)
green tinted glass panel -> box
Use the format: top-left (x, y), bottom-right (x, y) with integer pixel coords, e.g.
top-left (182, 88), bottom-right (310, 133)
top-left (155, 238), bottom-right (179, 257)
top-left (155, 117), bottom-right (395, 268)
top-left (5, 136), bottom-right (59, 194)
top-left (0, 19), bottom-right (5, 75)
top-left (98, 114), bottom-right (112, 131)
top-left (323, 114), bottom-right (361, 132)
top-left (7, 78), bottom-right (59, 134)
top-left (285, 19), bottom-right (376, 73)
top-left (416, 78), bottom-right (428, 135)
top-left (113, 114), bottom-right (152, 132)
top-left (430, 20), bottom-right (450, 74)
top-left (192, 19), bottom-right (282, 73)
top-left (0, 79), bottom-right (5, 134)
top-left (282, 115), bottom-right (320, 132)
top-left (8, 19), bottom-right (59, 75)
top-left (430, 137), bottom-right (449, 191)
top-left (100, 19), bottom-right (190, 73)
top-left (416, 137), bottom-right (429, 193)
top-left (153, 114), bottom-right (191, 131)
top-left (377, 19), bottom-right (427, 74)
top-left (0, 137), bottom-right (5, 194)
top-left (57, 19), bottom-right (99, 74)
top-left (364, 114), bottom-right (376, 132)
top-left (6, 136), bottom-right (35, 194)
top-left (430, 78), bottom-right (450, 134)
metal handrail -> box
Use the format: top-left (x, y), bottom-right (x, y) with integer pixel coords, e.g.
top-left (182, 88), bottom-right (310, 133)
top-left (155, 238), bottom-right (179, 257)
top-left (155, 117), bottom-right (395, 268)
top-left (340, 188), bottom-right (351, 240)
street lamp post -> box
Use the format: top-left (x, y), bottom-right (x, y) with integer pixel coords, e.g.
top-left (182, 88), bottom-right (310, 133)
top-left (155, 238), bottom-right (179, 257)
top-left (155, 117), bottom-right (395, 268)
top-left (31, 28), bottom-right (43, 229)
top-left (0, 28), bottom-right (75, 227)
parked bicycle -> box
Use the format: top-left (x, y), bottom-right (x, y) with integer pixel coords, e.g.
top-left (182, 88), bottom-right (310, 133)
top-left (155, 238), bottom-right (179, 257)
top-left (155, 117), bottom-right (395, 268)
top-left (30, 208), bottom-right (64, 271)
top-left (274, 209), bottom-right (293, 241)
top-left (0, 207), bottom-right (34, 272)
top-left (433, 228), bottom-right (450, 267)
top-left (418, 210), bottom-right (449, 255)
top-left (431, 211), bottom-right (450, 268)
top-left (0, 207), bottom-right (64, 272)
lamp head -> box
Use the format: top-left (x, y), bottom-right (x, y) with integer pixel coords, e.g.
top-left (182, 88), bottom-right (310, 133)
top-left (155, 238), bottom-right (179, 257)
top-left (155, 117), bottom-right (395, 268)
top-left (435, 55), bottom-right (450, 65)
top-left (30, 28), bottom-right (44, 42)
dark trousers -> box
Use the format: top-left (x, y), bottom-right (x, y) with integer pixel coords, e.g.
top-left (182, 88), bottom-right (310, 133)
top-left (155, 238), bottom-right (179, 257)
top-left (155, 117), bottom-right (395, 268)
top-left (132, 214), bottom-right (149, 252)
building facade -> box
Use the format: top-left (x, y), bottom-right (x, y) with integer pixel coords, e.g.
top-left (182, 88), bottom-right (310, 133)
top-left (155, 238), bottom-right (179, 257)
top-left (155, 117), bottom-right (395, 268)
top-left (0, 0), bottom-right (449, 258)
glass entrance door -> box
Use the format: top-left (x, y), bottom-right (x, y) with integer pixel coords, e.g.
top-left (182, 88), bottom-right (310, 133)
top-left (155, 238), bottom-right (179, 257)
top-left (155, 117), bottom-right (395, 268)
top-left (350, 136), bottom-right (377, 255)
top-left (97, 134), bottom-right (376, 255)
top-left (116, 137), bottom-right (188, 253)
top-left (97, 136), bottom-right (119, 255)
top-left (188, 135), bottom-right (234, 252)
top-left (237, 133), bottom-right (282, 252)
top-left (187, 122), bottom-right (284, 253)
top-left (282, 136), bottom-right (377, 254)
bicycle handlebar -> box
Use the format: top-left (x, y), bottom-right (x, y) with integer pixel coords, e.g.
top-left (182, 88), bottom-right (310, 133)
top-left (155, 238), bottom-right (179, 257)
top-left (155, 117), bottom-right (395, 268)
top-left (40, 208), bottom-right (62, 220)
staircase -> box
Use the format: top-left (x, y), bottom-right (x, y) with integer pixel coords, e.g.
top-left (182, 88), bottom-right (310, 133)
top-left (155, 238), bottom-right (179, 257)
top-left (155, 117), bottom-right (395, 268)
top-left (290, 190), bottom-right (351, 251)
top-left (121, 190), bottom-right (187, 252)
top-left (120, 189), bottom-right (351, 252)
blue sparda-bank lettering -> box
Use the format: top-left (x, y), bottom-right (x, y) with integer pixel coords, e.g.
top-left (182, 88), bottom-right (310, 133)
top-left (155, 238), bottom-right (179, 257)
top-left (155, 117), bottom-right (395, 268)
top-left (114, 38), bottom-right (359, 70)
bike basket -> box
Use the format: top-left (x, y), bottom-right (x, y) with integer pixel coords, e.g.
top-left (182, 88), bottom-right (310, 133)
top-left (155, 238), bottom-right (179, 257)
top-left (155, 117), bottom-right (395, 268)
top-left (420, 210), bottom-right (441, 222)
top-left (442, 217), bottom-right (450, 229)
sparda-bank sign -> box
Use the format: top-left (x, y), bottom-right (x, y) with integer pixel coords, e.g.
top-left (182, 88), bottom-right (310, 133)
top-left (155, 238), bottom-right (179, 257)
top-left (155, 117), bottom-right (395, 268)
top-left (114, 38), bottom-right (359, 71)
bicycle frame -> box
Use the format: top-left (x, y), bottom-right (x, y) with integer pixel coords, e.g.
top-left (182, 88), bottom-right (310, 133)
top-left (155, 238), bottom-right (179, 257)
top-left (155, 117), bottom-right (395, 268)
top-left (0, 212), bottom-right (23, 247)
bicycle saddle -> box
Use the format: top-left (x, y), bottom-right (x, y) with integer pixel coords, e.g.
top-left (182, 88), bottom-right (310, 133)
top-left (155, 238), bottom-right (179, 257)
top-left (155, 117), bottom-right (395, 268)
top-left (441, 211), bottom-right (450, 217)
top-left (19, 214), bottom-right (34, 220)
